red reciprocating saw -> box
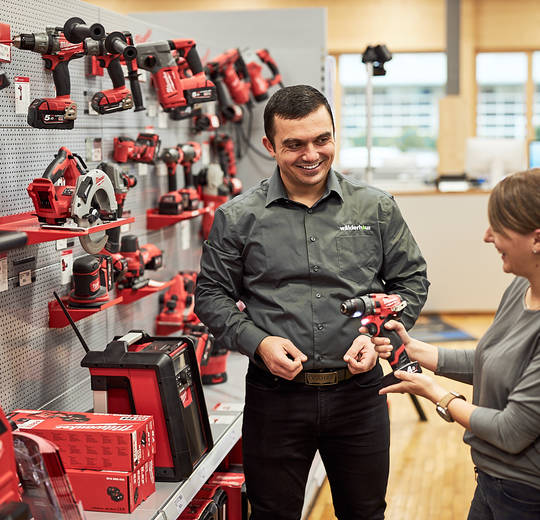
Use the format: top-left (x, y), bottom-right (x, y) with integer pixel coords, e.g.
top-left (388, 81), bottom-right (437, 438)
top-left (340, 293), bottom-right (422, 387)
top-left (12, 17), bottom-right (105, 129)
top-left (136, 38), bottom-right (216, 111)
top-left (86, 31), bottom-right (144, 114)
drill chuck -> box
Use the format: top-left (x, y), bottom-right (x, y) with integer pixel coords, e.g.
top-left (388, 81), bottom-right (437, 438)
top-left (340, 296), bottom-right (371, 317)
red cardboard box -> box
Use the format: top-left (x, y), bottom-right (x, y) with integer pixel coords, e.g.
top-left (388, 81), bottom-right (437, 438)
top-left (67, 459), bottom-right (155, 513)
top-left (8, 410), bottom-right (155, 471)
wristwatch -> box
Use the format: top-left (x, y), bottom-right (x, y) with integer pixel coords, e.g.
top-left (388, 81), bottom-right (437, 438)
top-left (436, 391), bottom-right (466, 422)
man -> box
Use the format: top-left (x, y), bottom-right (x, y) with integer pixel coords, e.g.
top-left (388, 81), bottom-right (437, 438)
top-left (194, 85), bottom-right (429, 520)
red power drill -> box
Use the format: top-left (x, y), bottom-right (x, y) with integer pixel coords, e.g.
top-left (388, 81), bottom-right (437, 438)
top-left (12, 17), bottom-right (105, 129)
top-left (86, 31), bottom-right (143, 114)
top-left (340, 293), bottom-right (422, 387)
top-left (136, 38), bottom-right (216, 111)
top-left (113, 132), bottom-right (161, 164)
top-left (178, 141), bottom-right (202, 211)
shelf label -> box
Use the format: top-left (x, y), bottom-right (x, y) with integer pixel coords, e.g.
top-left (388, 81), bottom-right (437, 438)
top-left (61, 250), bottom-right (73, 285)
top-left (180, 220), bottom-right (190, 250)
top-left (213, 402), bottom-right (244, 412)
top-left (174, 493), bottom-right (187, 513)
top-left (0, 254), bottom-right (7, 292)
top-left (137, 163), bottom-right (148, 176)
top-left (14, 76), bottom-right (30, 115)
top-left (209, 414), bottom-right (236, 424)
top-left (19, 269), bottom-right (32, 286)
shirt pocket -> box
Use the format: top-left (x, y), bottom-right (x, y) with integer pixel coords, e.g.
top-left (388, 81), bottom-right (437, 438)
top-left (336, 234), bottom-right (380, 282)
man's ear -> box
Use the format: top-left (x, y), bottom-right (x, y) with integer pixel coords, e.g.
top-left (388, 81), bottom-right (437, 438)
top-left (262, 136), bottom-right (275, 156)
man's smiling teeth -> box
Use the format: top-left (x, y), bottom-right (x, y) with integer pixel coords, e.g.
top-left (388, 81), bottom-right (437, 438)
top-left (298, 162), bottom-right (322, 170)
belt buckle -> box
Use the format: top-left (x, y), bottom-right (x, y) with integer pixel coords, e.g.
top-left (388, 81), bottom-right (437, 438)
top-left (305, 371), bottom-right (338, 386)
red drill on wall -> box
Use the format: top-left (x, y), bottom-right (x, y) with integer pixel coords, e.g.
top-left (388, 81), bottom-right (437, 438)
top-left (340, 293), bottom-right (422, 387)
top-left (12, 17), bottom-right (105, 129)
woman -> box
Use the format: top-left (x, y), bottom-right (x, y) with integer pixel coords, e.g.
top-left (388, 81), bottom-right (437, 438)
top-left (373, 169), bottom-right (540, 519)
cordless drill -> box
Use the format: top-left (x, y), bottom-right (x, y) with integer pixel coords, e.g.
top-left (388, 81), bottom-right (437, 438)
top-left (12, 17), bottom-right (105, 128)
top-left (340, 293), bottom-right (422, 387)
top-left (86, 31), bottom-right (143, 114)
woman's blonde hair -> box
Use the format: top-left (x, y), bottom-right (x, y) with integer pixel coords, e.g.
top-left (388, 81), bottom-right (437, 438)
top-left (488, 169), bottom-right (540, 235)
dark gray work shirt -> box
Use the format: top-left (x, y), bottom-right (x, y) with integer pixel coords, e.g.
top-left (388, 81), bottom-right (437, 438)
top-left (195, 168), bottom-right (429, 369)
top-left (437, 276), bottom-right (540, 490)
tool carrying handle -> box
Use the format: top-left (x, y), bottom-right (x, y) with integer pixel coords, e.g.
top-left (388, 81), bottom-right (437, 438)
top-left (380, 317), bottom-right (412, 370)
top-left (52, 60), bottom-right (71, 96)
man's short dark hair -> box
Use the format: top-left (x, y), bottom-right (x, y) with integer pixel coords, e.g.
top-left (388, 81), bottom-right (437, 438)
top-left (263, 85), bottom-right (335, 148)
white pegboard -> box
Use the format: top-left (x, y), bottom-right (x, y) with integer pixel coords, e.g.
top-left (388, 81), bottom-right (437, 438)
top-left (0, 0), bottom-right (208, 413)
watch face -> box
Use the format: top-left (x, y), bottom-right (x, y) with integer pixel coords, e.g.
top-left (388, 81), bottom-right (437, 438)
top-left (436, 405), bottom-right (454, 422)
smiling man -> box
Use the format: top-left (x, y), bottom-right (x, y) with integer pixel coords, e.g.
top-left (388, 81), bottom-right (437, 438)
top-left (195, 85), bottom-right (429, 520)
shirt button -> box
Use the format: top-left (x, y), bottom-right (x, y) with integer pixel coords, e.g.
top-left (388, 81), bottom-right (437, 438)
top-left (313, 265), bottom-right (319, 272)
top-left (315, 354), bottom-right (322, 361)
top-left (317, 324), bottom-right (324, 330)
top-left (307, 209), bottom-right (313, 214)
top-left (315, 292), bottom-right (321, 298)
top-left (309, 236), bottom-right (316, 242)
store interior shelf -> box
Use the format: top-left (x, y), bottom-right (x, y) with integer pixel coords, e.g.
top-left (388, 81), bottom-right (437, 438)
top-left (146, 207), bottom-right (209, 231)
top-left (48, 295), bottom-right (124, 328)
top-left (117, 278), bottom-right (174, 305)
top-left (0, 212), bottom-right (135, 247)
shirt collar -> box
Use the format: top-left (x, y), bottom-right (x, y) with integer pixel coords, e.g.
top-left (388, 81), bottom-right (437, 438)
top-left (265, 167), bottom-right (344, 207)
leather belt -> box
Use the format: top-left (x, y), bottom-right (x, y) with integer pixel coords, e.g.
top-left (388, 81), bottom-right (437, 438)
top-left (293, 368), bottom-right (353, 386)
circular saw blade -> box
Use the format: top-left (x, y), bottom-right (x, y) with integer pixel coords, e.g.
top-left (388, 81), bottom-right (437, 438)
top-left (79, 230), bottom-right (108, 254)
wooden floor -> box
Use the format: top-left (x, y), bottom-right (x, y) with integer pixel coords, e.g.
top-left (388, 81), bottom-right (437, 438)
top-left (307, 313), bottom-right (494, 520)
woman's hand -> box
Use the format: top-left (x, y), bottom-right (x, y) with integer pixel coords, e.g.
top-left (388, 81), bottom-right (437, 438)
top-left (378, 369), bottom-right (447, 404)
top-left (361, 319), bottom-right (413, 360)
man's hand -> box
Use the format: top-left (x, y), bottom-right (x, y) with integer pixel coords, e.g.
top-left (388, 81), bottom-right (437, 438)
top-left (256, 336), bottom-right (307, 380)
top-left (343, 335), bottom-right (378, 374)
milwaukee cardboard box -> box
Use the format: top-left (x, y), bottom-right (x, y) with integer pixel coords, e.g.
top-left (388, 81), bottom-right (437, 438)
top-left (67, 459), bottom-right (155, 513)
top-left (7, 410), bottom-right (155, 471)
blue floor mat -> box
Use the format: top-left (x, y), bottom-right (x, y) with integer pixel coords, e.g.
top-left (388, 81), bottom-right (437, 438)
top-left (409, 315), bottom-right (476, 343)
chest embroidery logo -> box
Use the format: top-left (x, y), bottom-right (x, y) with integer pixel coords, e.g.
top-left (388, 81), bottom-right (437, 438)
top-left (339, 224), bottom-right (371, 231)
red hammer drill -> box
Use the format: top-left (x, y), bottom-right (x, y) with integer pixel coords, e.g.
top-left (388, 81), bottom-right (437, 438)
top-left (340, 293), bottom-right (422, 387)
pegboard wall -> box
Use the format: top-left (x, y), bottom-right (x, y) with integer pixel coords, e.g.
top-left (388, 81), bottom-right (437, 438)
top-left (0, 1), bottom-right (327, 414)
top-left (0, 0), bottom-right (216, 413)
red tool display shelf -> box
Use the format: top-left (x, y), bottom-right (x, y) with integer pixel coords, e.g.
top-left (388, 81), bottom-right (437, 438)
top-left (48, 296), bottom-right (124, 328)
top-left (117, 278), bottom-right (174, 305)
top-left (146, 206), bottom-right (209, 231)
top-left (0, 212), bottom-right (135, 246)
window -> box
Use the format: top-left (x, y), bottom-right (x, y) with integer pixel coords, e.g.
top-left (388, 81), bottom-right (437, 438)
top-left (531, 52), bottom-right (540, 139)
top-left (338, 52), bottom-right (446, 183)
top-left (476, 53), bottom-right (527, 139)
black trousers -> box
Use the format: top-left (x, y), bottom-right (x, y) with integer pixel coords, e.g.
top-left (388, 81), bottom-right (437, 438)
top-left (242, 362), bottom-right (390, 520)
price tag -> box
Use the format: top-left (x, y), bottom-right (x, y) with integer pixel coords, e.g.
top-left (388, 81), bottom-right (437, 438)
top-left (56, 238), bottom-right (68, 250)
top-left (14, 76), bottom-right (30, 115)
top-left (180, 220), bottom-right (190, 250)
top-left (0, 254), bottom-right (7, 292)
top-left (60, 250), bottom-right (73, 285)
top-left (121, 223), bottom-right (130, 233)
top-left (19, 269), bottom-right (32, 286)
top-left (147, 102), bottom-right (157, 118)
